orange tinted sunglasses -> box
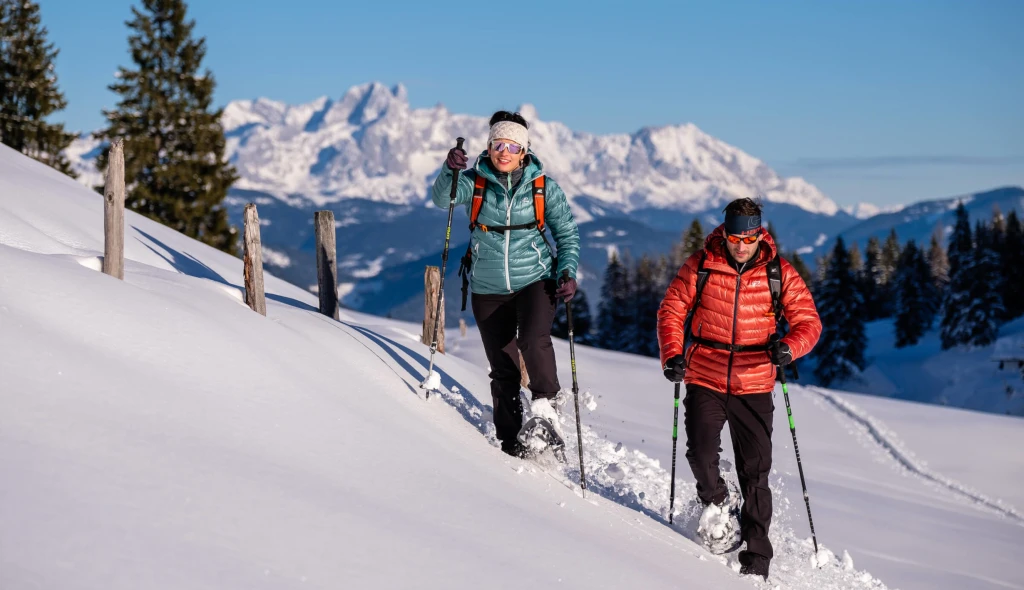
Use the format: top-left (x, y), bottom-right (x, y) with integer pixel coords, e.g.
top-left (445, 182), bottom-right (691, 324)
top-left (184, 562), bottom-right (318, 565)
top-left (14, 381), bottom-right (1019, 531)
top-left (726, 233), bottom-right (760, 245)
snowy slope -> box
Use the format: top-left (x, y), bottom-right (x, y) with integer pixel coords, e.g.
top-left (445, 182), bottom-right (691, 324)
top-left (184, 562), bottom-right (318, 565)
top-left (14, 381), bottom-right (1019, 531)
top-left (3, 144), bottom-right (1023, 589)
top-left (449, 334), bottom-right (1024, 590)
top-left (0, 144), bottom-right (751, 589)
top-left (807, 317), bottom-right (1024, 417)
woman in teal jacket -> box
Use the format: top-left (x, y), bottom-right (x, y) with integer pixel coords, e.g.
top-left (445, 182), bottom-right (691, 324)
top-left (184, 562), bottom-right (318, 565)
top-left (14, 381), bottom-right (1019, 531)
top-left (432, 110), bottom-right (581, 457)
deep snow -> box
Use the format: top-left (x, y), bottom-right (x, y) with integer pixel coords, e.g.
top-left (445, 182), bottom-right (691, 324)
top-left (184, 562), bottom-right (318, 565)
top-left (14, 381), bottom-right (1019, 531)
top-left (2, 144), bottom-right (1022, 589)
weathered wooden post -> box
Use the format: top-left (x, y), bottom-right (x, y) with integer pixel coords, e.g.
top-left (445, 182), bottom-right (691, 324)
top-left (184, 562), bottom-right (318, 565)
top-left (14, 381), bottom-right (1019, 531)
top-left (422, 266), bottom-right (444, 354)
top-left (102, 138), bottom-right (125, 279)
top-left (243, 204), bottom-right (267, 316)
top-left (315, 210), bottom-right (339, 320)
top-left (519, 349), bottom-right (530, 388)
top-left (459, 318), bottom-right (467, 338)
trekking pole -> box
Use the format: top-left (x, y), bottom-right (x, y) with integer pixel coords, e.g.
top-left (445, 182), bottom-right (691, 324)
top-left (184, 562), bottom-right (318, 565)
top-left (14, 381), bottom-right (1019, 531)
top-left (668, 381), bottom-right (681, 524)
top-left (563, 271), bottom-right (587, 497)
top-left (773, 334), bottom-right (819, 554)
top-left (421, 137), bottom-right (465, 398)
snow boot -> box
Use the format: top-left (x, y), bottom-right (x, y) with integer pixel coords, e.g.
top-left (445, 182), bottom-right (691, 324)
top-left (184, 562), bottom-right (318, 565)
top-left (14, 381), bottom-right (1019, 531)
top-left (501, 439), bottom-right (528, 459)
top-left (517, 397), bottom-right (566, 462)
top-left (739, 553), bottom-right (770, 581)
top-left (697, 490), bottom-right (742, 554)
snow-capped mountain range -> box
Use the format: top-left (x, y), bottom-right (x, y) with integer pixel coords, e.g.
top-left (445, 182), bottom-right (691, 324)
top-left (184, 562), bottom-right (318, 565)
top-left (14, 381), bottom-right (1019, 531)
top-left (70, 81), bottom-right (862, 222)
top-left (222, 82), bottom-right (844, 220)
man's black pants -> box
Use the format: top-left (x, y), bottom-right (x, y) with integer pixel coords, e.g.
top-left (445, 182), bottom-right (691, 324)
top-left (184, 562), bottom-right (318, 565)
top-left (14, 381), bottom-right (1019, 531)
top-left (684, 383), bottom-right (774, 562)
top-left (472, 279), bottom-right (560, 444)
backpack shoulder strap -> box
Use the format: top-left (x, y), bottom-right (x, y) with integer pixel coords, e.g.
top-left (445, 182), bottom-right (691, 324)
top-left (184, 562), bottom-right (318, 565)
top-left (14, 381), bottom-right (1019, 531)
top-left (469, 174), bottom-right (487, 228)
top-left (766, 254), bottom-right (783, 322)
top-left (766, 253), bottom-right (800, 380)
top-left (532, 176), bottom-right (546, 232)
top-left (683, 250), bottom-right (710, 344)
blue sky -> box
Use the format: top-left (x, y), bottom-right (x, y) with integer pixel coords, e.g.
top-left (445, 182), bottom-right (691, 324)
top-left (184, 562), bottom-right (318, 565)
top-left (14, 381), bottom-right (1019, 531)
top-left (39, 0), bottom-right (1023, 208)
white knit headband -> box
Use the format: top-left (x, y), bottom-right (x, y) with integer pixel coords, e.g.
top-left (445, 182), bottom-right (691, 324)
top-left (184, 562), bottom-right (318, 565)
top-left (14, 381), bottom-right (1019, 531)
top-left (488, 121), bottom-right (529, 150)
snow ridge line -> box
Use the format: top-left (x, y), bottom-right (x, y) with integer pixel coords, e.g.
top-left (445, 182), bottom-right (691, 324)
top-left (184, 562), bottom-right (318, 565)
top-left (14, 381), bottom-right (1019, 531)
top-left (810, 387), bottom-right (1024, 525)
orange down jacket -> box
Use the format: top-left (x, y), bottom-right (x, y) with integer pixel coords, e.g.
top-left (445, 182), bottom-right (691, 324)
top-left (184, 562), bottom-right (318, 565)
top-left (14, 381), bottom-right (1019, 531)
top-left (657, 226), bottom-right (822, 395)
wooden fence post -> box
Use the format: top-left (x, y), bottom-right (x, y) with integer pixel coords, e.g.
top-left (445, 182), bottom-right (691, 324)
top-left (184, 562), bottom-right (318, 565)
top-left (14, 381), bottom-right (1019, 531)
top-left (315, 210), bottom-right (339, 320)
top-left (243, 204), bottom-right (267, 316)
top-left (102, 138), bottom-right (125, 279)
top-left (519, 348), bottom-right (530, 388)
top-left (422, 266), bottom-right (444, 354)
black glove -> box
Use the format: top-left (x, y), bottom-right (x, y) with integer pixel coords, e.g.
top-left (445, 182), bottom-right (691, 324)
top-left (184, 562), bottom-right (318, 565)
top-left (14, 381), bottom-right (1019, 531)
top-left (769, 340), bottom-right (793, 366)
top-left (446, 147), bottom-right (468, 170)
top-left (663, 355), bottom-right (686, 383)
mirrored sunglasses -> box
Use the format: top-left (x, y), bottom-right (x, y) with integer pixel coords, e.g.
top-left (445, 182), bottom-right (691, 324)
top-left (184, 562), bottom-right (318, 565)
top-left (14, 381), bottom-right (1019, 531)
top-left (490, 140), bottom-right (524, 155)
top-left (726, 233), bottom-right (760, 245)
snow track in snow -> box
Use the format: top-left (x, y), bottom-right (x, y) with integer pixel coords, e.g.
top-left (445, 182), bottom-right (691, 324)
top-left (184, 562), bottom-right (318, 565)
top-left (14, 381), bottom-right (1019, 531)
top-left (809, 387), bottom-right (1024, 525)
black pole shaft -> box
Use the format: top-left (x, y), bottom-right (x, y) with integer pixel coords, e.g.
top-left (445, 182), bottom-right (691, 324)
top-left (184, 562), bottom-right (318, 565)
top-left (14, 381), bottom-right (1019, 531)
top-left (565, 295), bottom-right (587, 497)
top-left (778, 365), bottom-right (819, 554)
top-left (669, 381), bottom-right (681, 524)
top-left (424, 138), bottom-right (465, 398)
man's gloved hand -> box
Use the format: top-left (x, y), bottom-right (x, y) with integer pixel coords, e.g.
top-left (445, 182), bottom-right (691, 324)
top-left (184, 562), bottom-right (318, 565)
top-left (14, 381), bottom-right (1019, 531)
top-left (769, 340), bottom-right (793, 366)
top-left (663, 355), bottom-right (686, 383)
top-left (554, 276), bottom-right (577, 302)
top-left (446, 147), bottom-right (468, 170)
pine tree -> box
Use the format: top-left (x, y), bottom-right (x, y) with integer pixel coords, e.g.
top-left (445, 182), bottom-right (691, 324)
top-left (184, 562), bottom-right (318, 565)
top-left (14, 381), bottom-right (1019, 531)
top-left (992, 205), bottom-right (1006, 243)
top-left (0, 0), bottom-right (76, 175)
top-left (668, 219), bottom-right (704, 282)
top-left (96, 0), bottom-right (238, 254)
top-left (631, 255), bottom-right (663, 357)
top-left (862, 236), bottom-right (885, 320)
top-left (965, 221), bottom-right (1004, 346)
top-left (925, 227), bottom-right (948, 319)
top-left (765, 221), bottom-right (779, 245)
top-left (813, 236), bottom-right (867, 386)
top-left (893, 240), bottom-right (934, 348)
top-left (1002, 210), bottom-right (1024, 320)
top-left (552, 287), bottom-right (595, 345)
top-left (596, 252), bottom-right (633, 351)
top-left (940, 203), bottom-right (974, 349)
top-left (789, 251), bottom-right (812, 286)
top-left (811, 253), bottom-right (830, 299)
top-left (848, 242), bottom-right (864, 276)
top-left (876, 229), bottom-right (902, 318)
top-left (989, 206), bottom-right (1009, 320)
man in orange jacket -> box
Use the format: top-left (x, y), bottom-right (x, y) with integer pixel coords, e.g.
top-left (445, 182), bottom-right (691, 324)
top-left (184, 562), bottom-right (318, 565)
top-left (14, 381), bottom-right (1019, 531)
top-left (657, 198), bottom-right (821, 580)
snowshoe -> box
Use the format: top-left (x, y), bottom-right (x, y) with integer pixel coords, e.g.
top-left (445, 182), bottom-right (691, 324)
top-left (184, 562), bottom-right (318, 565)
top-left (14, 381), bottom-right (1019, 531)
top-left (697, 492), bottom-right (742, 554)
top-left (516, 398), bottom-right (567, 463)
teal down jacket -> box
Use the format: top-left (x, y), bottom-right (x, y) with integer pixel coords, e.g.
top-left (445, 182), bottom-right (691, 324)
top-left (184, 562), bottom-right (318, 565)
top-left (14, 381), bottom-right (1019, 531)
top-left (431, 152), bottom-right (580, 295)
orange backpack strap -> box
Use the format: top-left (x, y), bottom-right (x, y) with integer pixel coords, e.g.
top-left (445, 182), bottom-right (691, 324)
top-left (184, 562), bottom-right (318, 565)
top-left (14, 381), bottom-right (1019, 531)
top-left (533, 176), bottom-right (546, 231)
top-left (470, 175), bottom-right (487, 229)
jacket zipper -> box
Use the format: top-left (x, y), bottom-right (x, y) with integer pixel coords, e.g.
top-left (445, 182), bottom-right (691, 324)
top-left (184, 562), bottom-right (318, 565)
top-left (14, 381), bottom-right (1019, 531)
top-left (503, 185), bottom-right (512, 292)
top-left (490, 167), bottom-right (537, 294)
top-left (725, 266), bottom-right (744, 395)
